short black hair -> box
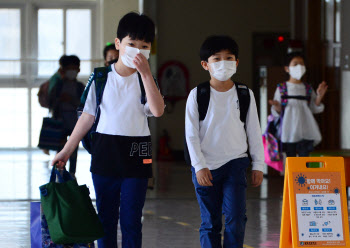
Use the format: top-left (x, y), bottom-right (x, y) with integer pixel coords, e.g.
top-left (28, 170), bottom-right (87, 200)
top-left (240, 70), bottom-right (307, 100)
top-left (117, 12), bottom-right (155, 43)
top-left (103, 44), bottom-right (117, 60)
top-left (60, 55), bottom-right (80, 68)
top-left (285, 52), bottom-right (305, 66)
top-left (200, 35), bottom-right (239, 61)
top-left (59, 55), bottom-right (67, 66)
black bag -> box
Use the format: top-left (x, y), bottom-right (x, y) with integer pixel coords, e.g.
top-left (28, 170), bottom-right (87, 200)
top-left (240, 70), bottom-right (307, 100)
top-left (38, 117), bottom-right (66, 151)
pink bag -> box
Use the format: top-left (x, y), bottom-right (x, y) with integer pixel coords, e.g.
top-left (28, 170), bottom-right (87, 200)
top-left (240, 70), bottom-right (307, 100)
top-left (262, 133), bottom-right (283, 172)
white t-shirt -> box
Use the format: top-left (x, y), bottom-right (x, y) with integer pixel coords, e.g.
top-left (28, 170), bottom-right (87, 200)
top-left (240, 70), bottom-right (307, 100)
top-left (271, 82), bottom-right (324, 145)
top-left (185, 85), bottom-right (265, 173)
top-left (83, 64), bottom-right (153, 136)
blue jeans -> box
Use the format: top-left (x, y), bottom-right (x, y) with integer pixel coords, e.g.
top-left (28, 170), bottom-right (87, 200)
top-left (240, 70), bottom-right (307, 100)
top-left (92, 174), bottom-right (148, 248)
top-left (192, 157), bottom-right (250, 248)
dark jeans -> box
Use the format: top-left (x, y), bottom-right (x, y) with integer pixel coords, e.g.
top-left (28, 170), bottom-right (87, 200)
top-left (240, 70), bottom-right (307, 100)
top-left (92, 173), bottom-right (148, 248)
top-left (191, 157), bottom-right (250, 248)
top-left (283, 139), bottom-right (314, 157)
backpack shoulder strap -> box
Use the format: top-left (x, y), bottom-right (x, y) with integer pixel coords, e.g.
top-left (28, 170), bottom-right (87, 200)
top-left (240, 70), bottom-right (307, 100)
top-left (235, 82), bottom-right (251, 124)
top-left (137, 72), bottom-right (147, 105)
top-left (137, 72), bottom-right (160, 105)
top-left (278, 82), bottom-right (288, 110)
top-left (94, 66), bottom-right (111, 106)
top-left (197, 81), bottom-right (210, 121)
top-left (304, 82), bottom-right (312, 104)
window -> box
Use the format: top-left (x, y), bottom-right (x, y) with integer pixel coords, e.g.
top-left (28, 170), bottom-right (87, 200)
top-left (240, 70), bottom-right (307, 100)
top-left (0, 2), bottom-right (100, 149)
top-left (0, 9), bottom-right (21, 76)
top-left (38, 8), bottom-right (92, 76)
top-left (38, 9), bottom-right (64, 76)
top-left (0, 88), bottom-right (28, 148)
top-left (66, 9), bottom-right (92, 76)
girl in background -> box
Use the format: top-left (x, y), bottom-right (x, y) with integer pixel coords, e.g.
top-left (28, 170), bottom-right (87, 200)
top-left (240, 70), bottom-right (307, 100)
top-left (269, 52), bottom-right (328, 157)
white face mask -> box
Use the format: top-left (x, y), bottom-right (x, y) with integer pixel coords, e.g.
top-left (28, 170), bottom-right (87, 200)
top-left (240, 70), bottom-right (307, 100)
top-left (65, 70), bottom-right (78, 80)
top-left (121, 46), bottom-right (151, 69)
top-left (209, 60), bottom-right (236, 81)
top-left (289, 65), bottom-right (306, 80)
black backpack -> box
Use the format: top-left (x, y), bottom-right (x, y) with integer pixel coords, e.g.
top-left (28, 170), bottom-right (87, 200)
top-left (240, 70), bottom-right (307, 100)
top-left (184, 81), bottom-right (251, 165)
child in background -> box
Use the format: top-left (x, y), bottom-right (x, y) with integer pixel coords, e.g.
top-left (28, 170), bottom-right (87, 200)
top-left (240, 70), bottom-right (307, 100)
top-left (49, 55), bottom-right (85, 176)
top-left (51, 12), bottom-right (164, 248)
top-left (185, 35), bottom-right (264, 248)
top-left (269, 52), bottom-right (328, 157)
top-left (103, 42), bottom-right (119, 66)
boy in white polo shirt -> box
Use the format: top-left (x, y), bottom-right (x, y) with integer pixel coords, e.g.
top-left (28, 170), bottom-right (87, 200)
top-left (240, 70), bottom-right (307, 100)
top-left (52, 12), bottom-right (164, 248)
top-left (185, 35), bottom-right (264, 248)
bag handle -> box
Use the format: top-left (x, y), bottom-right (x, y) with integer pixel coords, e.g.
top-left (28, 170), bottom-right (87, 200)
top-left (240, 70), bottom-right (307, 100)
top-left (49, 165), bottom-right (74, 183)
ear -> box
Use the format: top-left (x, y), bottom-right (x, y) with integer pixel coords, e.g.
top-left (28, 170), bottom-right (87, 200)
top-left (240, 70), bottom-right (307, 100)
top-left (284, 66), bottom-right (289, 73)
top-left (115, 38), bottom-right (120, 50)
top-left (236, 59), bottom-right (239, 67)
top-left (201, 61), bottom-right (210, 71)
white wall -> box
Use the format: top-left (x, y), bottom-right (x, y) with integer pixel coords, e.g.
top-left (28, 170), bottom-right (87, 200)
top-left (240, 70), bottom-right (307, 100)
top-left (155, 0), bottom-right (291, 150)
top-left (341, 0), bottom-right (350, 149)
top-left (102, 0), bottom-right (139, 46)
top-left (341, 71), bottom-right (350, 148)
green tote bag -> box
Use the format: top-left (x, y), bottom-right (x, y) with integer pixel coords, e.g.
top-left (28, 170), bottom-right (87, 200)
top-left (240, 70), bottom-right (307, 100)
top-left (39, 166), bottom-right (104, 244)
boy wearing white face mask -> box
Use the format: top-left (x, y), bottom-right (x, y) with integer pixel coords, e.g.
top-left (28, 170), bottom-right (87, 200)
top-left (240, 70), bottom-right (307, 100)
top-left (51, 12), bottom-right (164, 248)
top-left (185, 35), bottom-right (264, 248)
top-left (269, 52), bottom-right (328, 157)
top-left (49, 55), bottom-right (85, 175)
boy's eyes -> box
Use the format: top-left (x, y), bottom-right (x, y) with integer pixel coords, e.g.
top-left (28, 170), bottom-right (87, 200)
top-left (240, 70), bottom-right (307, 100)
top-left (127, 43), bottom-right (150, 49)
top-left (212, 57), bottom-right (234, 61)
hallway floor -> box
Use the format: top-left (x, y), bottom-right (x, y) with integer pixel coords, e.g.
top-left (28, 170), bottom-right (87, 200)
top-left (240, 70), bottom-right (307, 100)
top-left (0, 150), bottom-right (349, 248)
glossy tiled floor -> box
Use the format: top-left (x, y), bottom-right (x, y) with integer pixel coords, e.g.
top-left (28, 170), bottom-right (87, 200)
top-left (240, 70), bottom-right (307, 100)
top-left (0, 150), bottom-right (349, 248)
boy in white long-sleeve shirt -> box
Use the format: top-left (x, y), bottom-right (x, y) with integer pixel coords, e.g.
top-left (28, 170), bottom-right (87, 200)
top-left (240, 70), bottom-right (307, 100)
top-left (185, 35), bottom-right (265, 248)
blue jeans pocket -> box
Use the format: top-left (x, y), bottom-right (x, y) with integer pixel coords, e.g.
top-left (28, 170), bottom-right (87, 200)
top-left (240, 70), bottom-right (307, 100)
top-left (196, 187), bottom-right (209, 196)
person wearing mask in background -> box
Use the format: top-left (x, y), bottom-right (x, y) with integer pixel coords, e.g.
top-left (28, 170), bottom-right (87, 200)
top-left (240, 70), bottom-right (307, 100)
top-left (269, 52), bottom-right (328, 157)
top-left (103, 42), bottom-right (119, 66)
top-left (38, 55), bottom-right (67, 155)
top-left (49, 55), bottom-right (85, 176)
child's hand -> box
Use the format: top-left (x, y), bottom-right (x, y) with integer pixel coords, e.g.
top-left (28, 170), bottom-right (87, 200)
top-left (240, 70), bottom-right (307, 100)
top-left (251, 170), bottom-right (263, 187)
top-left (316, 81), bottom-right (328, 98)
top-left (268, 100), bottom-right (281, 113)
top-left (51, 150), bottom-right (70, 169)
top-left (196, 168), bottom-right (213, 186)
top-left (133, 53), bottom-right (151, 76)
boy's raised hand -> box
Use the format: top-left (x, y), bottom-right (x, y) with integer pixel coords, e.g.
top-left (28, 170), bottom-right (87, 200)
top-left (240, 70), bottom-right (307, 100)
top-left (133, 53), bottom-right (151, 76)
top-left (251, 170), bottom-right (263, 187)
top-left (196, 168), bottom-right (213, 186)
